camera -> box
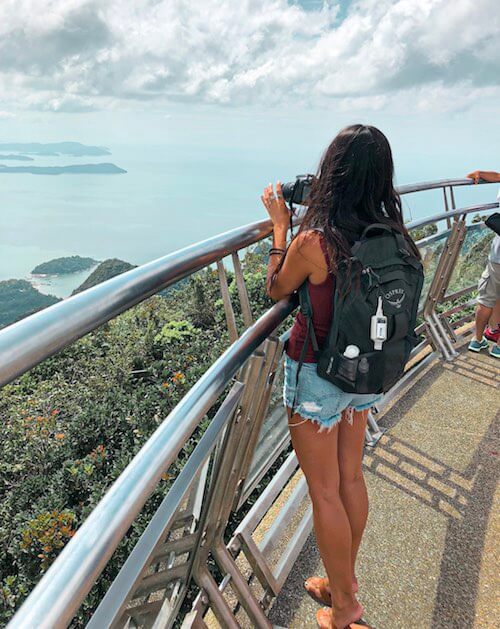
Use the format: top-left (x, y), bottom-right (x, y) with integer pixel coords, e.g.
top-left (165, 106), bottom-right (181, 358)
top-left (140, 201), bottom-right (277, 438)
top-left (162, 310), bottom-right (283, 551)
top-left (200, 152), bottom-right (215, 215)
top-left (281, 174), bottom-right (315, 207)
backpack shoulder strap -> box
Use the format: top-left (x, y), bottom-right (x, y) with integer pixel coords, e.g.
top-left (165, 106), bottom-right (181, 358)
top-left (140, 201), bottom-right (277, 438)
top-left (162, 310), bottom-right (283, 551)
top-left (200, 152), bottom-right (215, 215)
top-left (290, 281), bottom-right (319, 415)
top-left (298, 282), bottom-right (319, 354)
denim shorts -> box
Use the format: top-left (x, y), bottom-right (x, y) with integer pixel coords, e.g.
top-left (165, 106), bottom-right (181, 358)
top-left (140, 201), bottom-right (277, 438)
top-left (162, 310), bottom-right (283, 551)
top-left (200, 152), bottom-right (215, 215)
top-left (283, 353), bottom-right (383, 434)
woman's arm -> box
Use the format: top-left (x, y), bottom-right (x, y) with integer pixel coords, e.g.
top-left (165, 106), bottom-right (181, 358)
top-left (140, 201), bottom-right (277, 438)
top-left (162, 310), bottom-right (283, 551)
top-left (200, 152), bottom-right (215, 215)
top-left (265, 223), bottom-right (288, 297)
top-left (266, 232), bottom-right (318, 301)
top-left (261, 182), bottom-right (322, 301)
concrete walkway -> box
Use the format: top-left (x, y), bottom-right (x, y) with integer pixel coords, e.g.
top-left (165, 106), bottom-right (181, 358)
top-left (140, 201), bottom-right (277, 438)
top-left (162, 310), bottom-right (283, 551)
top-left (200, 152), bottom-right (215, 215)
top-left (268, 346), bottom-right (499, 629)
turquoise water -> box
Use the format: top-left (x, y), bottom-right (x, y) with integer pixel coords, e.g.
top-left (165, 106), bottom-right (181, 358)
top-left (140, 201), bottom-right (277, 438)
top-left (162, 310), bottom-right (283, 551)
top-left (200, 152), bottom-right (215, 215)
top-left (0, 143), bottom-right (495, 298)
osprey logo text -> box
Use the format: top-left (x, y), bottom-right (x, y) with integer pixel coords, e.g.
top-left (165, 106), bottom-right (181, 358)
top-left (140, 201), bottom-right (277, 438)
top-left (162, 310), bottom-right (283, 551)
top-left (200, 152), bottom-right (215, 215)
top-left (385, 288), bottom-right (406, 308)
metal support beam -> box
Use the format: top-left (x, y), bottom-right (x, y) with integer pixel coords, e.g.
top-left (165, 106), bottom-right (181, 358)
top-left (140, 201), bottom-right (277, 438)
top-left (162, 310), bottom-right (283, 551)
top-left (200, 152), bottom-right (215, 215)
top-left (231, 337), bottom-right (284, 512)
top-left (232, 251), bottom-right (254, 329)
top-left (423, 215), bottom-right (466, 361)
top-left (364, 410), bottom-right (386, 447)
top-left (191, 354), bottom-right (272, 627)
top-left (217, 259), bottom-right (239, 343)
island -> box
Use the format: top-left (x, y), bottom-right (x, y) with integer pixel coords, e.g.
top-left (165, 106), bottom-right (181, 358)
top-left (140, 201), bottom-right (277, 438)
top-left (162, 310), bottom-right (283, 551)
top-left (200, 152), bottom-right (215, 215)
top-left (0, 142), bottom-right (111, 156)
top-left (0, 154), bottom-right (34, 161)
top-left (0, 279), bottom-right (61, 329)
top-left (0, 163), bottom-right (126, 175)
top-left (31, 256), bottom-right (100, 275)
top-left (72, 259), bottom-right (137, 295)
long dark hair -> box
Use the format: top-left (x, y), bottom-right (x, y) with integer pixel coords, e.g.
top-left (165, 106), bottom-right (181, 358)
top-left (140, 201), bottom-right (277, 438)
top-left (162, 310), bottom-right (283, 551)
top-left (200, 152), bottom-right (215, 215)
top-left (296, 124), bottom-right (420, 282)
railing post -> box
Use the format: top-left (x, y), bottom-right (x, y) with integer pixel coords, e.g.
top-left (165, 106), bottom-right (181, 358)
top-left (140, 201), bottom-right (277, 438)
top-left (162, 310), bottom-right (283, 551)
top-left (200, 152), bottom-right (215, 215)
top-left (231, 336), bottom-right (284, 511)
top-left (217, 260), bottom-right (239, 343)
top-left (232, 251), bottom-right (254, 329)
top-left (191, 353), bottom-right (273, 628)
top-left (423, 214), bottom-right (467, 360)
top-left (442, 186), bottom-right (451, 230)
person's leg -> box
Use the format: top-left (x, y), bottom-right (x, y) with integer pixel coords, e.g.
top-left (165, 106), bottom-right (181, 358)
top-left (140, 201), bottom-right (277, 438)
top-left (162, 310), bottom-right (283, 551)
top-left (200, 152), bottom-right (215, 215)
top-left (473, 263), bottom-right (495, 343)
top-left (489, 299), bottom-right (500, 356)
top-left (488, 299), bottom-right (500, 332)
top-left (474, 302), bottom-right (492, 342)
top-left (306, 408), bottom-right (370, 601)
top-left (287, 408), bottom-right (364, 628)
top-left (338, 407), bottom-right (370, 585)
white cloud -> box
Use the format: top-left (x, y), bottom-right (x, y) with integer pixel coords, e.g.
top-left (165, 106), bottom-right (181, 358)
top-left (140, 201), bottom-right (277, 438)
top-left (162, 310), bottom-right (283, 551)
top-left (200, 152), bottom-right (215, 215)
top-left (0, 0), bottom-right (498, 114)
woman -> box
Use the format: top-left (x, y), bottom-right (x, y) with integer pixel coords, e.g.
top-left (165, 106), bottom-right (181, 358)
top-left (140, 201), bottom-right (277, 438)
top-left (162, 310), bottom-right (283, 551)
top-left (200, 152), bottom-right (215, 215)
top-left (261, 124), bottom-right (421, 629)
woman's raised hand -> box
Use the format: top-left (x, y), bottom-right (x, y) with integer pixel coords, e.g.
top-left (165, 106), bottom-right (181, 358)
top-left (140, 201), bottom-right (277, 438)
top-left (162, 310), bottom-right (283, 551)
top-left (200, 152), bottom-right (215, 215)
top-left (261, 182), bottom-right (290, 229)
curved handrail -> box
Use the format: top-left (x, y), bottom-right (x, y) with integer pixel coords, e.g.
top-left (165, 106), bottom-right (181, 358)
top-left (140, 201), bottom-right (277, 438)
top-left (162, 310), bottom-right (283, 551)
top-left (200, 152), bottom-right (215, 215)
top-left (397, 177), bottom-right (481, 195)
top-left (0, 178), bottom-right (494, 388)
top-left (406, 201), bottom-right (499, 230)
top-left (7, 297), bottom-right (296, 629)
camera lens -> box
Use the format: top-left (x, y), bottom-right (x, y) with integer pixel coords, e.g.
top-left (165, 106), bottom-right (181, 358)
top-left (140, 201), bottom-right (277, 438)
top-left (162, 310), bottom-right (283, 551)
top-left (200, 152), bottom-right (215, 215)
top-left (281, 181), bottom-right (295, 203)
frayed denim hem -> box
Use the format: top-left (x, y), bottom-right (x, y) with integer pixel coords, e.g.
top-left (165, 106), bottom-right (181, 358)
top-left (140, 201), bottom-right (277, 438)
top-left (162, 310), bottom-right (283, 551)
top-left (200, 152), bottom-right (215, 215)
top-left (303, 411), bottom-right (343, 434)
top-left (351, 396), bottom-right (383, 412)
top-left (283, 397), bottom-right (381, 433)
top-left (284, 396), bottom-right (354, 434)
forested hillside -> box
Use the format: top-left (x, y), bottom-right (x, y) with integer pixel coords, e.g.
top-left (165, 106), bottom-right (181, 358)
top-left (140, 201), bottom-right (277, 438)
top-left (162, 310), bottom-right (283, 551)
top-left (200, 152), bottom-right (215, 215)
top-left (0, 280), bottom-right (60, 329)
top-left (0, 247), bottom-right (276, 625)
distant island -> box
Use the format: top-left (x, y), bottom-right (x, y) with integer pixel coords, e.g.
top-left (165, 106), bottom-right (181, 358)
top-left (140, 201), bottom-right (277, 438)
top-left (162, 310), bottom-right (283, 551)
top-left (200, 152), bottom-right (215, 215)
top-left (0, 154), bottom-right (34, 161)
top-left (71, 259), bottom-right (137, 295)
top-left (31, 256), bottom-right (99, 275)
top-left (0, 279), bottom-right (61, 329)
top-left (0, 142), bottom-right (111, 156)
top-left (0, 163), bottom-right (126, 175)
top-left (1, 255), bottom-right (195, 328)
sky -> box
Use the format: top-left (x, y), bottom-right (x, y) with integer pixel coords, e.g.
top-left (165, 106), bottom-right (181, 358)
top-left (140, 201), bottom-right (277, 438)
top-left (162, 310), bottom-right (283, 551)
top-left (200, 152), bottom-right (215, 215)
top-left (0, 0), bottom-right (499, 181)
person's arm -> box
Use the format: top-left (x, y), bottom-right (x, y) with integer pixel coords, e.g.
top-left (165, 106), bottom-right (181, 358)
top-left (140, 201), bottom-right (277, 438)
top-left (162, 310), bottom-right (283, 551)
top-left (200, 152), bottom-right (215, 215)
top-left (466, 170), bottom-right (500, 184)
top-left (261, 182), bottom-right (314, 301)
top-left (265, 223), bottom-right (288, 297)
top-left (267, 232), bottom-right (322, 300)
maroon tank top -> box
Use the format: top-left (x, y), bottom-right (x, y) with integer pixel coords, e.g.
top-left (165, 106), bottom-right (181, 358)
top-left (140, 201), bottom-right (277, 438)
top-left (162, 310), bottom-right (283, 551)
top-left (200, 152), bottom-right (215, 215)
top-left (286, 231), bottom-right (335, 363)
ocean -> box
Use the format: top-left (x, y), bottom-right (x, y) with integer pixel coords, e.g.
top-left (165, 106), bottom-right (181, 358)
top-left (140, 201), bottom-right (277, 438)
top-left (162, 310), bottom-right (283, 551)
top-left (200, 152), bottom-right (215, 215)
top-left (0, 143), bottom-right (494, 298)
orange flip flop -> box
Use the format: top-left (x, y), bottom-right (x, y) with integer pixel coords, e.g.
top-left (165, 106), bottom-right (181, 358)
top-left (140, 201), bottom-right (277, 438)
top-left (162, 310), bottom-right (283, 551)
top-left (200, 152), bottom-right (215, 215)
top-left (316, 606), bottom-right (375, 629)
top-left (304, 577), bottom-right (332, 606)
top-left (305, 576), bottom-right (359, 606)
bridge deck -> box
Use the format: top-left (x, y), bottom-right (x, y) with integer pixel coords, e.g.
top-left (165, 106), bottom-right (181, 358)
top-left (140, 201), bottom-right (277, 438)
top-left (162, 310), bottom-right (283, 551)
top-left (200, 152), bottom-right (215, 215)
top-left (267, 337), bottom-right (499, 629)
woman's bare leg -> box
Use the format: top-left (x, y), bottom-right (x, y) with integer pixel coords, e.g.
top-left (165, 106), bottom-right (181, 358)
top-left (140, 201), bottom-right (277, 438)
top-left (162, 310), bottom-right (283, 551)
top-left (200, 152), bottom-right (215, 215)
top-left (337, 408), bottom-right (370, 585)
top-left (287, 409), bottom-right (364, 628)
top-left (303, 409), bottom-right (369, 601)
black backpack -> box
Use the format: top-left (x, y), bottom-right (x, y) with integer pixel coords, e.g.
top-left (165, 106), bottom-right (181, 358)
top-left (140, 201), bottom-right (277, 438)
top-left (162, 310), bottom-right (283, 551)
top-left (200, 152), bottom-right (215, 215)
top-left (291, 224), bottom-right (424, 413)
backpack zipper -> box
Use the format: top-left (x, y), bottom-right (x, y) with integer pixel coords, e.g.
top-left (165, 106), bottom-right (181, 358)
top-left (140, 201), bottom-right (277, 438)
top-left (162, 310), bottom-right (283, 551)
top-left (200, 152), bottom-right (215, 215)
top-left (326, 356), bottom-right (334, 374)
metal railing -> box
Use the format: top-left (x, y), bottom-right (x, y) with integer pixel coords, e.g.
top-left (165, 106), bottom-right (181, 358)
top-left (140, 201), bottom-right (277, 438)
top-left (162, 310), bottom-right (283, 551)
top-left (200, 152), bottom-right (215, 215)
top-left (0, 178), bottom-right (494, 388)
top-left (3, 178), bottom-right (498, 628)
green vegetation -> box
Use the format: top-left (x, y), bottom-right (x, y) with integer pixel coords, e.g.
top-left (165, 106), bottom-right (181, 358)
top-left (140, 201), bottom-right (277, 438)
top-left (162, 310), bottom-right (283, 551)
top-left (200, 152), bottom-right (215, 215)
top-left (0, 280), bottom-right (60, 329)
top-left (32, 256), bottom-right (99, 275)
top-left (409, 223), bottom-right (438, 241)
top-left (71, 259), bottom-right (136, 295)
top-left (0, 246), bottom-right (281, 625)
